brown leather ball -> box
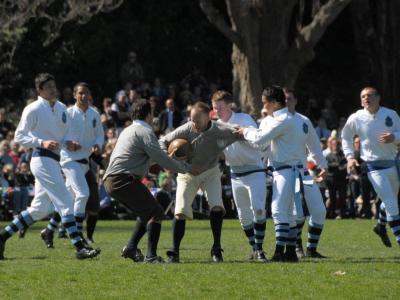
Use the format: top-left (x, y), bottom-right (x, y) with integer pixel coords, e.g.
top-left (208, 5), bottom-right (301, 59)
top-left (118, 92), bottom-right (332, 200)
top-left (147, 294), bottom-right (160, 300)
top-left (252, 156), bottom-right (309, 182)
top-left (168, 138), bottom-right (190, 158)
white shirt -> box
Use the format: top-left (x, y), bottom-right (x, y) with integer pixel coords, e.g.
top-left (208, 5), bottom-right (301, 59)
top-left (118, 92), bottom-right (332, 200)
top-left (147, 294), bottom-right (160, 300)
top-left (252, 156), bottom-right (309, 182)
top-left (15, 96), bottom-right (69, 154)
top-left (218, 112), bottom-right (263, 172)
top-left (244, 107), bottom-right (305, 166)
top-left (60, 105), bottom-right (104, 165)
top-left (293, 112), bottom-right (327, 169)
top-left (341, 107), bottom-right (400, 162)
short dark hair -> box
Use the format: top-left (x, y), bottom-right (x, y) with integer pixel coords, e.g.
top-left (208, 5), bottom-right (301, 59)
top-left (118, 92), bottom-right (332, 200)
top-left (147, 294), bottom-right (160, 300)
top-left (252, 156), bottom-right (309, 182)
top-left (262, 85), bottom-right (286, 105)
top-left (35, 73), bottom-right (55, 90)
top-left (131, 99), bottom-right (151, 120)
top-left (192, 101), bottom-right (211, 114)
top-left (73, 82), bottom-right (90, 93)
top-left (211, 90), bottom-right (233, 104)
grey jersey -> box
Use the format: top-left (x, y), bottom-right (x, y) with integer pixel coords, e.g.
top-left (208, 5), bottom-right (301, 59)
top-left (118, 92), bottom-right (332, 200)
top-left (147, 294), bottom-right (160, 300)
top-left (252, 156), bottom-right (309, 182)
top-left (104, 120), bottom-right (189, 179)
top-left (159, 120), bottom-right (240, 174)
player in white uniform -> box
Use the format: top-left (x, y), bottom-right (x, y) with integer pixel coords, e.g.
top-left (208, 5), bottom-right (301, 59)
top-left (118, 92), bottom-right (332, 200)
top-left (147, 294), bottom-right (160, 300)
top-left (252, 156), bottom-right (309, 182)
top-left (236, 85), bottom-right (307, 262)
top-left (284, 88), bottom-right (328, 258)
top-left (342, 87), bottom-right (400, 246)
top-left (0, 73), bottom-right (97, 260)
top-left (40, 82), bottom-right (104, 247)
top-left (212, 90), bottom-right (268, 262)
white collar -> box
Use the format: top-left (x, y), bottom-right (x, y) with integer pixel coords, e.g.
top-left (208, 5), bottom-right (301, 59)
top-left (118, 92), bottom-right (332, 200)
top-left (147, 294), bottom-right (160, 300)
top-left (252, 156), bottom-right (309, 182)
top-left (273, 107), bottom-right (288, 118)
top-left (133, 120), bottom-right (152, 129)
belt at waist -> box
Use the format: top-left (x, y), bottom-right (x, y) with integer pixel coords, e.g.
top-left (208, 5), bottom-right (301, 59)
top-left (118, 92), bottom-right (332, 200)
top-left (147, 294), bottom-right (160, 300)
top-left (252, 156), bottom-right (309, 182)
top-left (365, 160), bottom-right (395, 172)
top-left (75, 158), bottom-right (89, 164)
top-left (32, 147), bottom-right (60, 162)
top-left (274, 164), bottom-right (303, 171)
top-left (231, 168), bottom-right (272, 179)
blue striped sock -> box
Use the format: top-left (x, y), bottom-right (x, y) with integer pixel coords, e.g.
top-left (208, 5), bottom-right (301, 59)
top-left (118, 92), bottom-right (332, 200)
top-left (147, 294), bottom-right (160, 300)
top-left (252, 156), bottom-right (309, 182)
top-left (243, 223), bottom-right (256, 250)
top-left (254, 218), bottom-right (266, 251)
top-left (296, 220), bottom-right (305, 245)
top-left (61, 215), bottom-right (83, 248)
top-left (307, 222), bottom-right (323, 250)
top-left (2, 210), bottom-right (34, 241)
top-left (275, 223), bottom-right (289, 247)
top-left (387, 215), bottom-right (400, 243)
top-left (74, 213), bottom-right (85, 234)
top-left (287, 226), bottom-right (298, 247)
top-left (378, 206), bottom-right (387, 226)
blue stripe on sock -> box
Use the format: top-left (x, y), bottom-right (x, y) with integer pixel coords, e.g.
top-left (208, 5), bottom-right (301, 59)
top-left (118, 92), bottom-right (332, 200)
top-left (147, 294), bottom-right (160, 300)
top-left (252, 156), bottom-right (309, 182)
top-left (309, 222), bottom-right (323, 229)
top-left (21, 210), bottom-right (34, 225)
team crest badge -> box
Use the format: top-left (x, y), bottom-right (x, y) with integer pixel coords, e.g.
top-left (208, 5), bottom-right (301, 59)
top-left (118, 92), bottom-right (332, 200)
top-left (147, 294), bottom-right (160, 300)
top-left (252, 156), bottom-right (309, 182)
top-left (92, 118), bottom-right (96, 128)
top-left (303, 122), bottom-right (308, 134)
top-left (62, 112), bottom-right (67, 124)
top-left (385, 116), bottom-right (393, 127)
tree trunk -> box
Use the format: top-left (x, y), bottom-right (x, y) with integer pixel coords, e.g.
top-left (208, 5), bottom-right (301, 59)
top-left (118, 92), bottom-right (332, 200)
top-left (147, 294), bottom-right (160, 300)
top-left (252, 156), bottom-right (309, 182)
top-left (200, 0), bottom-right (351, 116)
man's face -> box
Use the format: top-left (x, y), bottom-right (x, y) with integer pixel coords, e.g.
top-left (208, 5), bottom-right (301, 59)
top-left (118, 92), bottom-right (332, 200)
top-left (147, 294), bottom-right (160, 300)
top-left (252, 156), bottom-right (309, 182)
top-left (74, 86), bottom-right (90, 107)
top-left (38, 80), bottom-right (57, 101)
top-left (261, 96), bottom-right (276, 113)
top-left (360, 88), bottom-right (380, 111)
top-left (285, 92), bottom-right (297, 112)
top-left (166, 99), bottom-right (174, 110)
top-left (212, 100), bottom-right (231, 120)
top-left (190, 109), bottom-right (209, 133)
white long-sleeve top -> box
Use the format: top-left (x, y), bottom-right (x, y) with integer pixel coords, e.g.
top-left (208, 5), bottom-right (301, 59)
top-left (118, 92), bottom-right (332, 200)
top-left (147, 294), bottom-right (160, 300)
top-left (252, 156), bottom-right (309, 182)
top-left (14, 96), bottom-right (70, 154)
top-left (244, 107), bottom-right (305, 167)
top-left (294, 112), bottom-right (328, 169)
top-left (218, 112), bottom-right (263, 173)
top-left (60, 105), bottom-right (104, 165)
top-left (341, 107), bottom-right (400, 162)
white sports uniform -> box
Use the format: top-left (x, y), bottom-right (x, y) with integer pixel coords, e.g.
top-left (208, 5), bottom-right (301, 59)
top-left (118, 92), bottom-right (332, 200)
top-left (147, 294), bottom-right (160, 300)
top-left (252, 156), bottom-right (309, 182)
top-left (218, 112), bottom-right (266, 227)
top-left (14, 96), bottom-right (74, 221)
top-left (341, 107), bottom-right (400, 222)
top-left (244, 107), bottom-right (307, 246)
top-left (60, 105), bottom-right (104, 216)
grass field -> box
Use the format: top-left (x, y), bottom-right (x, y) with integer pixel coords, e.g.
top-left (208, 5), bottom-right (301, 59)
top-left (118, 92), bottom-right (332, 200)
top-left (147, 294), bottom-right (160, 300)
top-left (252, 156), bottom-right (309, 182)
top-left (0, 219), bottom-right (399, 299)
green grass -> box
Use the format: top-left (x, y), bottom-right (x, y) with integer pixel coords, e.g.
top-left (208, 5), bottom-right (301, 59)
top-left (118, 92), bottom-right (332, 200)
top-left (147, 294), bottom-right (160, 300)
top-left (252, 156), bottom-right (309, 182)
top-left (0, 219), bottom-right (399, 299)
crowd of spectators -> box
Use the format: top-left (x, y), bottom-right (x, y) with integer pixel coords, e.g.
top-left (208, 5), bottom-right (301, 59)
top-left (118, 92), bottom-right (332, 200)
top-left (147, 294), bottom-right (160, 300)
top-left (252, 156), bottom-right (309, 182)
top-left (0, 53), bottom-right (393, 221)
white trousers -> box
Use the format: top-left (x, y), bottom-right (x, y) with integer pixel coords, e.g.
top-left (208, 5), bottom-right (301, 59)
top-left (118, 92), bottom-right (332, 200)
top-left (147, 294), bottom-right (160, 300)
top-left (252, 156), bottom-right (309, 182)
top-left (62, 160), bottom-right (90, 216)
top-left (271, 168), bottom-right (296, 227)
top-left (367, 166), bottom-right (399, 221)
top-left (27, 157), bottom-right (74, 220)
top-left (231, 172), bottom-right (267, 227)
top-left (293, 175), bottom-right (326, 225)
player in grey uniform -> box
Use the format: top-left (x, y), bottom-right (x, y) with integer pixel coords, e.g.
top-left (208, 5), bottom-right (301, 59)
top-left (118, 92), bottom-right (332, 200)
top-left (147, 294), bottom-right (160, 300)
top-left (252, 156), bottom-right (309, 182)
top-left (160, 101), bottom-right (241, 263)
top-left (0, 73), bottom-right (97, 260)
top-left (103, 100), bottom-right (191, 263)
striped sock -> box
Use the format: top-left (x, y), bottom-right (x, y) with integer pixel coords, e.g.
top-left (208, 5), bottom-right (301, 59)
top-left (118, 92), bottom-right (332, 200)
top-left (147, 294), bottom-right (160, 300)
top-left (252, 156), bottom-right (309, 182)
top-left (61, 215), bottom-right (83, 249)
top-left (287, 226), bottom-right (298, 247)
top-left (296, 220), bottom-right (305, 246)
top-left (254, 218), bottom-right (266, 251)
top-left (47, 212), bottom-right (61, 232)
top-left (0, 210), bottom-right (34, 241)
top-left (275, 223), bottom-right (289, 247)
top-left (378, 205), bottom-right (387, 226)
top-left (307, 222), bottom-right (323, 251)
top-left (74, 213), bottom-right (86, 234)
top-left (387, 215), bottom-right (400, 243)
top-left (243, 223), bottom-right (256, 250)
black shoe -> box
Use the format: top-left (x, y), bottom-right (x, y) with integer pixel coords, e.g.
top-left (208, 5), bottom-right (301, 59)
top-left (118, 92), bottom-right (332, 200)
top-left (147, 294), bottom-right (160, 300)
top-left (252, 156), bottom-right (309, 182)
top-left (40, 229), bottom-right (54, 248)
top-left (253, 250), bottom-right (268, 262)
top-left (87, 237), bottom-right (95, 244)
top-left (373, 224), bottom-right (392, 248)
top-left (0, 238), bottom-right (5, 260)
top-left (211, 248), bottom-right (224, 263)
top-left (58, 230), bottom-right (68, 239)
top-left (121, 246), bottom-right (144, 262)
top-left (76, 247), bottom-right (99, 259)
top-left (19, 229), bottom-right (26, 239)
top-left (305, 249), bottom-right (327, 258)
top-left (284, 251), bottom-right (299, 262)
top-left (270, 251), bottom-right (285, 262)
top-left (166, 250), bottom-right (180, 263)
top-left (296, 244), bottom-right (305, 259)
top-left (144, 256), bottom-right (164, 263)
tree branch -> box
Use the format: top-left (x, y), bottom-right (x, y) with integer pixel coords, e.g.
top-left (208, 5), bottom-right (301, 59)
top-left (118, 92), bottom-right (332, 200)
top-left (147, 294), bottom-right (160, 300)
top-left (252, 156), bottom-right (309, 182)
top-left (198, 0), bottom-right (242, 46)
top-left (297, 0), bottom-right (352, 49)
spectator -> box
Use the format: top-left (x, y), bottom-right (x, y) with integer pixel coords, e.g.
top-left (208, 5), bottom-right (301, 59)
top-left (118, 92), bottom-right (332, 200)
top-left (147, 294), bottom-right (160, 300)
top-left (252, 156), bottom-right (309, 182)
top-left (13, 162), bottom-right (34, 216)
top-left (158, 98), bottom-right (182, 134)
top-left (8, 140), bottom-right (21, 168)
top-left (0, 108), bottom-right (15, 140)
top-left (321, 97), bottom-right (338, 129)
top-left (152, 77), bottom-right (167, 101)
top-left (119, 51), bottom-right (145, 87)
top-left (0, 141), bottom-right (13, 167)
top-left (315, 118), bottom-right (331, 140)
top-left (111, 90), bottom-right (131, 133)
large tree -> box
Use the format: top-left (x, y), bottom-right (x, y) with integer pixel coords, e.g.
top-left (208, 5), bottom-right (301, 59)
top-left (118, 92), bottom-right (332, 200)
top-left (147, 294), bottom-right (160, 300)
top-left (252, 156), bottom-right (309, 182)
top-left (351, 0), bottom-right (400, 110)
top-left (199, 0), bottom-right (351, 114)
top-left (0, 0), bottom-right (123, 85)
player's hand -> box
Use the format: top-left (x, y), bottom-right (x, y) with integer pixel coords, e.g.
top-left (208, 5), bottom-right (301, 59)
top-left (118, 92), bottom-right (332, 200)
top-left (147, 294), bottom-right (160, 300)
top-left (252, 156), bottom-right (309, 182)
top-left (66, 141), bottom-right (82, 151)
top-left (92, 144), bottom-right (101, 154)
top-left (347, 158), bottom-right (359, 172)
top-left (379, 133), bottom-right (394, 144)
top-left (315, 168), bottom-right (327, 183)
top-left (168, 147), bottom-right (188, 161)
top-left (42, 140), bottom-right (60, 151)
top-left (233, 126), bottom-right (245, 137)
